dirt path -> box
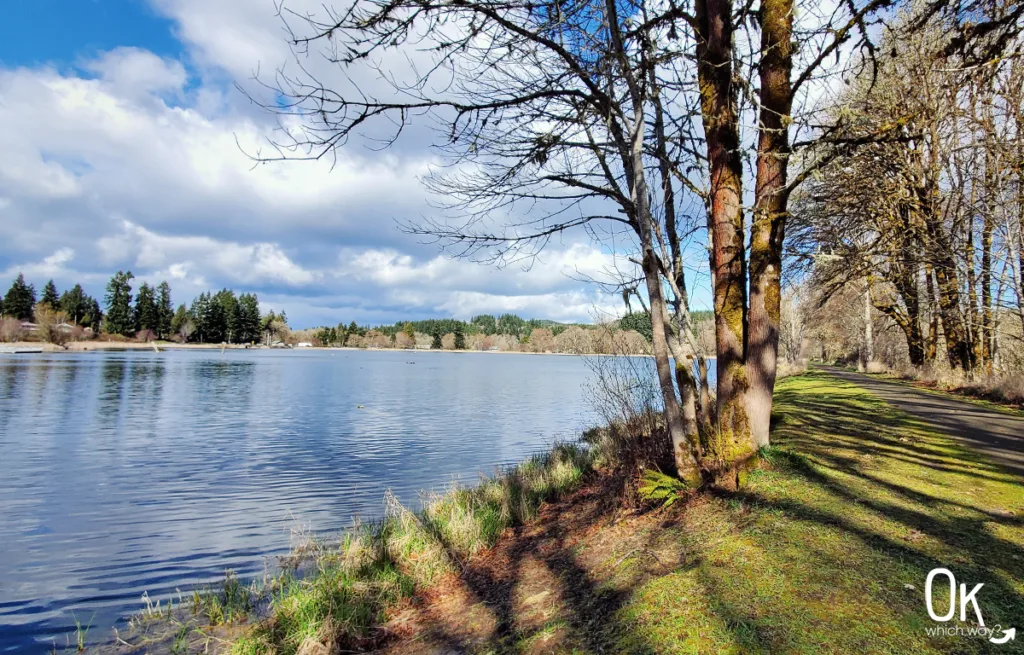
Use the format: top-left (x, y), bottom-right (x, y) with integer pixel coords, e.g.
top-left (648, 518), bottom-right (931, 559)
top-left (821, 366), bottom-right (1024, 479)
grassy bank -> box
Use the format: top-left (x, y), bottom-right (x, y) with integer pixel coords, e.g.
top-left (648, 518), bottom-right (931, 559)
top-left (110, 371), bottom-right (1024, 654)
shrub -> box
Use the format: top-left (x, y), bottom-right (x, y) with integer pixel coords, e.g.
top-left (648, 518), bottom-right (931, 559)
top-left (0, 317), bottom-right (25, 342)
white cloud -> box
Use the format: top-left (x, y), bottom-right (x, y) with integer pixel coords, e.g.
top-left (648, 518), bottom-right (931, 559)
top-left (2, 248), bottom-right (79, 281)
top-left (0, 5), bottom-right (630, 326)
top-left (84, 47), bottom-right (188, 98)
top-left (97, 221), bottom-right (317, 286)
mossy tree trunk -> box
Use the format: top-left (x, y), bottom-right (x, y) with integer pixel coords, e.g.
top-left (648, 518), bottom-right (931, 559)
top-left (696, 0), bottom-right (760, 482)
top-left (747, 0), bottom-right (794, 449)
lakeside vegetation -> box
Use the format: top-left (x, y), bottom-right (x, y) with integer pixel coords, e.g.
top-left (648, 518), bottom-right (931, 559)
top-left (2, 272), bottom-right (716, 356)
top-left (106, 371), bottom-right (1024, 654)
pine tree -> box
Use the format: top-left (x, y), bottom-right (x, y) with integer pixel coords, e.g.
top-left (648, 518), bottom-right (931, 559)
top-left (191, 292), bottom-right (227, 343)
top-left (85, 297), bottom-right (102, 328)
top-left (454, 322), bottom-right (466, 350)
top-left (104, 271), bottom-right (135, 335)
top-left (4, 274), bottom-right (36, 321)
top-left (431, 329), bottom-right (443, 349)
top-left (191, 293), bottom-right (208, 341)
top-left (236, 293), bottom-right (261, 343)
top-left (60, 284), bottom-right (88, 324)
top-left (213, 289), bottom-right (240, 343)
top-left (156, 281), bottom-right (173, 339)
top-left (41, 280), bottom-right (60, 309)
top-left (134, 283), bottom-right (158, 335)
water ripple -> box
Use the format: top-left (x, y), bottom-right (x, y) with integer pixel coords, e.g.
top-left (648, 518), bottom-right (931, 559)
top-left (0, 349), bottom-right (601, 652)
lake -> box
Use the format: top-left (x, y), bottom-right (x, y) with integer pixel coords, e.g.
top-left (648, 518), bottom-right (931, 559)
top-left (0, 349), bottom-right (611, 652)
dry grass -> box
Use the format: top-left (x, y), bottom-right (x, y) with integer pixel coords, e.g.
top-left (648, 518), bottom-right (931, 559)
top-left (776, 360), bottom-right (809, 379)
top-left (884, 364), bottom-right (1024, 409)
top-left (226, 442), bottom-right (599, 655)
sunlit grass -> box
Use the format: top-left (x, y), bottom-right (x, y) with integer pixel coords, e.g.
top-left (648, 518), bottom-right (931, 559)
top-left (617, 371), bottom-right (1024, 654)
top-left (126, 371), bottom-right (1024, 655)
top-left (229, 442), bottom-right (597, 655)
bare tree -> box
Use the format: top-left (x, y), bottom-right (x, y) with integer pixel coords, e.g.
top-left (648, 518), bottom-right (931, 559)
top-left (249, 0), bottom-right (1021, 486)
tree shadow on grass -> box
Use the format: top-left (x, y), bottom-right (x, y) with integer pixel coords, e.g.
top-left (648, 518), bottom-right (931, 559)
top-left (381, 372), bottom-right (1024, 654)
top-left (394, 475), bottom-right (661, 654)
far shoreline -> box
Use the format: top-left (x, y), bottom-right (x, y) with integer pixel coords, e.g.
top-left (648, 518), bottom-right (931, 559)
top-left (1, 340), bottom-right (661, 358)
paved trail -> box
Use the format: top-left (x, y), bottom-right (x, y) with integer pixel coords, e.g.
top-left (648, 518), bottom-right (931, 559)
top-left (821, 367), bottom-right (1024, 480)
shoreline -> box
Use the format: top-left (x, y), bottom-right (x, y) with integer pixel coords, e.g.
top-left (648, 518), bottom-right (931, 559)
top-left (1, 341), bottom-right (658, 358)
top-left (93, 371), bottom-right (1024, 654)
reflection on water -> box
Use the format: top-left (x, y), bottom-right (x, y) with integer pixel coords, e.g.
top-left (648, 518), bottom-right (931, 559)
top-left (0, 349), bottom-right (599, 651)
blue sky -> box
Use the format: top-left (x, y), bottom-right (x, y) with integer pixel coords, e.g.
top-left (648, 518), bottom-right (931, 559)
top-left (0, 1), bottom-right (183, 67)
top-left (0, 0), bottom-right (712, 328)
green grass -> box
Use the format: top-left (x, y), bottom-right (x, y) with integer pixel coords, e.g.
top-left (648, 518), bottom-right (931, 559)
top-left (129, 371), bottom-right (1024, 654)
top-left (229, 442), bottom-right (596, 655)
top-left (616, 371), bottom-right (1024, 654)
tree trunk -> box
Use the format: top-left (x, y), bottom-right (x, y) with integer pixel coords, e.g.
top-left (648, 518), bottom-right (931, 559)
top-left (981, 202), bottom-right (994, 372)
top-left (629, 113), bottom-right (702, 486)
top-left (924, 262), bottom-right (939, 363)
top-left (923, 209), bottom-right (972, 370)
top-left (697, 355), bottom-right (712, 426)
top-left (965, 217), bottom-right (982, 367)
top-left (747, 0), bottom-right (794, 449)
top-left (863, 284), bottom-right (874, 367)
top-left (696, 0), bottom-right (757, 484)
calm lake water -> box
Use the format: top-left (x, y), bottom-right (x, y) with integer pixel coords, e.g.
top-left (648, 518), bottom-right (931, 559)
top-left (0, 349), bottom-right (607, 652)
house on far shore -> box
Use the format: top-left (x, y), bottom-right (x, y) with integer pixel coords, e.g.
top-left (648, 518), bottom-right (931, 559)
top-left (20, 322), bottom-right (38, 332)
top-left (296, 342), bottom-right (313, 348)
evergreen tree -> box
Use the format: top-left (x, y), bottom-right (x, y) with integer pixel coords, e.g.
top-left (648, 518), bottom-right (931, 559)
top-left (4, 274), bottom-right (36, 321)
top-left (84, 297), bottom-right (103, 328)
top-left (156, 281), bottom-right (173, 339)
top-left (170, 303), bottom-right (190, 339)
top-left (618, 311), bottom-right (653, 342)
top-left (454, 322), bottom-right (466, 350)
top-left (213, 289), bottom-right (240, 343)
top-left (497, 313), bottom-right (527, 338)
top-left (431, 329), bottom-right (443, 349)
top-left (134, 282), bottom-right (158, 334)
top-left (41, 280), bottom-right (60, 309)
top-left (236, 293), bottom-right (261, 344)
top-left (104, 271), bottom-right (135, 335)
top-left (190, 293), bottom-right (210, 342)
top-left (471, 314), bottom-right (497, 335)
top-left (191, 292), bottom-right (228, 343)
top-left (60, 284), bottom-right (89, 324)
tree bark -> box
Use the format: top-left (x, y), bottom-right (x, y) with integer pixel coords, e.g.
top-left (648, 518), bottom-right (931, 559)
top-left (924, 262), bottom-right (939, 363)
top-left (630, 119), bottom-right (702, 486)
top-left (696, 0), bottom-right (757, 482)
top-left (863, 284), bottom-right (874, 367)
top-left (747, 0), bottom-right (794, 447)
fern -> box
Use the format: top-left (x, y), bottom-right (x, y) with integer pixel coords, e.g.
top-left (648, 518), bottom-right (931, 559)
top-left (757, 445), bottom-right (780, 465)
top-left (638, 469), bottom-right (688, 508)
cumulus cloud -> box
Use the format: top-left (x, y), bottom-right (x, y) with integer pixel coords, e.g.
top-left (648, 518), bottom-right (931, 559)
top-left (0, 1), bottom-right (631, 326)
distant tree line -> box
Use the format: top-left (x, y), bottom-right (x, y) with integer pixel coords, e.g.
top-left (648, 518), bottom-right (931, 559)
top-left (4, 271), bottom-right (711, 354)
top-left (299, 311), bottom-right (682, 355)
top-left (1, 271), bottom-right (286, 345)
top-left (1, 273), bottom-right (103, 327)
